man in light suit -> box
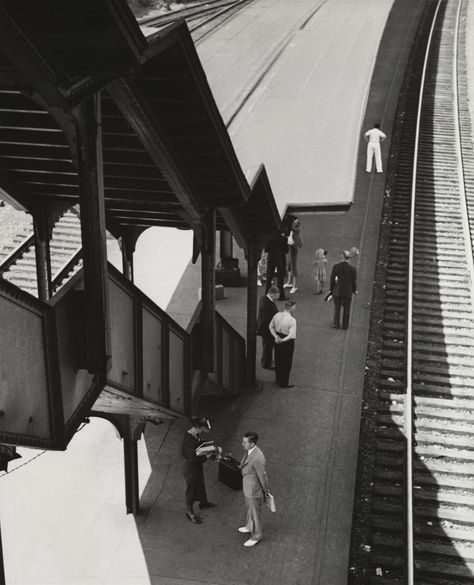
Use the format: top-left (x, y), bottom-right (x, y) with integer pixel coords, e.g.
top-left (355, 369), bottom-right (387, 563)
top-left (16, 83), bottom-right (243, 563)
top-left (238, 432), bottom-right (269, 547)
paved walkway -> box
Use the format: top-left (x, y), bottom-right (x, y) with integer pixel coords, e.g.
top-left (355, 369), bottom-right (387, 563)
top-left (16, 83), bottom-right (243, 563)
top-left (0, 1), bottom-right (427, 584)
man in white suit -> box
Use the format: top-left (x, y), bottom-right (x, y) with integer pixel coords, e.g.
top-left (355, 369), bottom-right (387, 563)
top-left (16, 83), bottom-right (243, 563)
top-left (364, 122), bottom-right (386, 173)
top-left (238, 432), bottom-right (269, 547)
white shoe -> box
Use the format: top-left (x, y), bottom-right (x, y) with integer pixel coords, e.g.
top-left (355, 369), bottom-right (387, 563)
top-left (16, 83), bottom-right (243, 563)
top-left (238, 527), bottom-right (251, 533)
top-left (244, 539), bottom-right (260, 547)
top-left (283, 283), bottom-right (292, 288)
top-left (290, 287), bottom-right (298, 294)
top-left (257, 279), bottom-right (262, 287)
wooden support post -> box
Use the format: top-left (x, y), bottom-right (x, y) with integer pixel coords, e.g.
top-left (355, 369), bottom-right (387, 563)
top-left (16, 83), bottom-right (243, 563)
top-left (75, 93), bottom-right (110, 376)
top-left (118, 234), bottom-right (141, 514)
top-left (120, 235), bottom-right (135, 283)
top-left (219, 231), bottom-right (233, 264)
top-left (246, 242), bottom-right (259, 386)
top-left (0, 519), bottom-right (5, 585)
top-left (32, 210), bottom-right (53, 301)
top-left (123, 437), bottom-right (140, 515)
top-left (201, 210), bottom-right (216, 373)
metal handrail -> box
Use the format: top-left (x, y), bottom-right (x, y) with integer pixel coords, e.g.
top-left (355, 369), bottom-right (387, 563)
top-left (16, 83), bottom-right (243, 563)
top-left (0, 233), bottom-right (34, 274)
top-left (51, 249), bottom-right (83, 293)
top-left (406, 1), bottom-right (443, 582)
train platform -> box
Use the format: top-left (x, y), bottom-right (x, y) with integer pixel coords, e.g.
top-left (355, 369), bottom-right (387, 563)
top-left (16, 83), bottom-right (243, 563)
top-left (0, 1), bottom-right (427, 584)
top-left (197, 0), bottom-right (395, 213)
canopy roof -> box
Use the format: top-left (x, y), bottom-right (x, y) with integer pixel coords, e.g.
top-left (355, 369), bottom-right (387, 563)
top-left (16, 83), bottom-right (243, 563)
top-left (0, 0), bottom-right (280, 245)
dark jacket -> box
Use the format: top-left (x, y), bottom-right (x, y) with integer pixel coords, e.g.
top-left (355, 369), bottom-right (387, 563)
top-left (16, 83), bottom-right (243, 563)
top-left (256, 295), bottom-right (278, 336)
top-left (265, 233), bottom-right (288, 266)
top-left (330, 261), bottom-right (357, 297)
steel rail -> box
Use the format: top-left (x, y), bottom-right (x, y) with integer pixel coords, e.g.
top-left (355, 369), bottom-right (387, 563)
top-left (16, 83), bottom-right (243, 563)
top-left (138, 0), bottom-right (226, 26)
top-left (406, 1), bottom-right (443, 582)
top-left (138, 0), bottom-right (243, 28)
top-left (189, 0), bottom-right (254, 36)
top-left (453, 0), bottom-right (474, 314)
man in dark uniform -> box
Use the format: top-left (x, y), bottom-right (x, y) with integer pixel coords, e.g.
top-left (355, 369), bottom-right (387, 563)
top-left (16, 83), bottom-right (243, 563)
top-left (256, 285), bottom-right (279, 369)
top-left (329, 250), bottom-right (358, 329)
top-left (264, 231), bottom-right (289, 301)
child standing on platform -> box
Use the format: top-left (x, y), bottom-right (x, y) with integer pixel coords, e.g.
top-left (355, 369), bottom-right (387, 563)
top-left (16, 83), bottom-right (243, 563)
top-left (257, 250), bottom-right (268, 287)
top-left (312, 248), bottom-right (327, 294)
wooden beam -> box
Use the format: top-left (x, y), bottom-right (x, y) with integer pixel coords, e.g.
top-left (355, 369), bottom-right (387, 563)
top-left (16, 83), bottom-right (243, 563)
top-left (246, 242), bottom-right (260, 386)
top-left (218, 207), bottom-right (249, 249)
top-left (124, 438), bottom-right (139, 515)
top-left (106, 79), bottom-right (205, 233)
top-left (32, 208), bottom-right (53, 301)
top-left (0, 518), bottom-right (5, 585)
top-left (74, 93), bottom-right (110, 376)
top-left (219, 231), bottom-right (233, 263)
top-left (200, 209), bottom-right (216, 372)
top-left (92, 385), bottom-right (178, 421)
top-left (0, 8), bottom-right (70, 111)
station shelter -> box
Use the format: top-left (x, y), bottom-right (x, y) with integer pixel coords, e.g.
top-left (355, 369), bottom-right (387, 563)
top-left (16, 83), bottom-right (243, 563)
top-left (0, 0), bottom-right (281, 526)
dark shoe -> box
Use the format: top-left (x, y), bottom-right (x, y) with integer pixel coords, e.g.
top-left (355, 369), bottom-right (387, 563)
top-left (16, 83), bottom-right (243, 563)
top-left (199, 502), bottom-right (216, 509)
top-left (279, 384), bottom-right (294, 388)
top-left (186, 512), bottom-right (202, 524)
top-left (330, 323), bottom-right (339, 329)
top-left (262, 365), bottom-right (275, 370)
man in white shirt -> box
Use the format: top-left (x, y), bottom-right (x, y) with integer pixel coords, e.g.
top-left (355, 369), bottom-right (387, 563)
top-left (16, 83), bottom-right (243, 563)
top-left (269, 300), bottom-right (296, 388)
top-left (364, 122), bottom-right (386, 173)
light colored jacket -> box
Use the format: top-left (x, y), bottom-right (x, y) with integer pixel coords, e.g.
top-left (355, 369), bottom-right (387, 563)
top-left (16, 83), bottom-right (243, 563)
top-left (240, 446), bottom-right (269, 498)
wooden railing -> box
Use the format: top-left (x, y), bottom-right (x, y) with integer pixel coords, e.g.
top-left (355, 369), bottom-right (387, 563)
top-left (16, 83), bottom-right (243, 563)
top-left (0, 233), bottom-right (34, 274)
top-left (215, 310), bottom-right (245, 394)
top-left (106, 263), bottom-right (192, 414)
top-left (189, 302), bottom-right (245, 396)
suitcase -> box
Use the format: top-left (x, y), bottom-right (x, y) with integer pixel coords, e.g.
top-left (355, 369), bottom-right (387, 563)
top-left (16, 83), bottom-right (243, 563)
top-left (215, 267), bottom-right (241, 287)
top-left (218, 456), bottom-right (242, 490)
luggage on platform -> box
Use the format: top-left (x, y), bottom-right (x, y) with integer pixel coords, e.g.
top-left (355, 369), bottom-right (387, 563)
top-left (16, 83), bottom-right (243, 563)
top-left (218, 456), bottom-right (242, 490)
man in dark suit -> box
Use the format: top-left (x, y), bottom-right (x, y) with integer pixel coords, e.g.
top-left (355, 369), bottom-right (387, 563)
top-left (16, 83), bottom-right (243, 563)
top-left (256, 285), bottom-right (279, 370)
top-left (329, 250), bottom-right (358, 329)
top-left (264, 231), bottom-right (288, 300)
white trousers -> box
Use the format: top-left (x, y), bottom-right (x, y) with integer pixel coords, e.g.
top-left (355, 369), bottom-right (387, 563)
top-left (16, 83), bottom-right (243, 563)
top-left (366, 142), bottom-right (382, 172)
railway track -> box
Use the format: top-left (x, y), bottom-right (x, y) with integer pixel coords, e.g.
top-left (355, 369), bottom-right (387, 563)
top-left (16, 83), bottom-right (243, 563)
top-left (0, 209), bottom-right (82, 297)
top-left (351, 1), bottom-right (474, 583)
top-left (138, 0), bottom-right (256, 43)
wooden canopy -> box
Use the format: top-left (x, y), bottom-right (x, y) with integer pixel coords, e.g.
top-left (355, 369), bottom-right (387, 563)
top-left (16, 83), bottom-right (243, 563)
top-left (0, 0), bottom-right (280, 246)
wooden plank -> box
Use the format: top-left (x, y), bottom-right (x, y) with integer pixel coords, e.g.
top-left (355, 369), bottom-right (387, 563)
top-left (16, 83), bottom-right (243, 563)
top-left (93, 384), bottom-right (178, 420)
